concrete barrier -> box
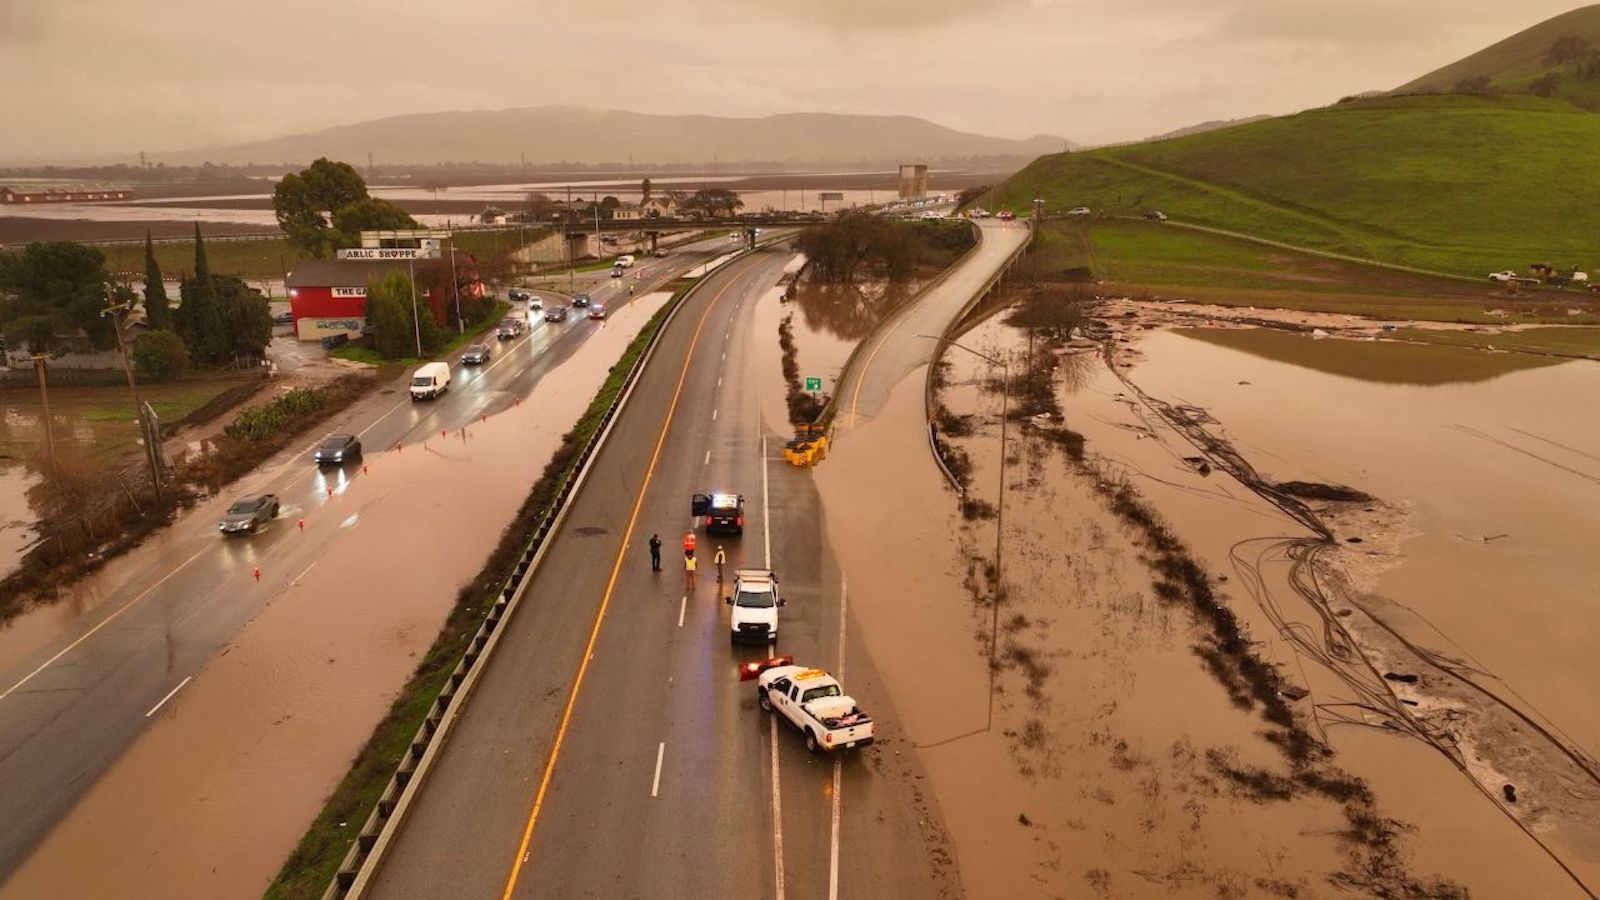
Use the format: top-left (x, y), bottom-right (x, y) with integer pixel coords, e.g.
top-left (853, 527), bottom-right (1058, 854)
top-left (322, 242), bottom-right (780, 900)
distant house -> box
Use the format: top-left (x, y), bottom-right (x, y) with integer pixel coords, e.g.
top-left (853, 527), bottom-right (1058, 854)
top-left (611, 203), bottom-right (642, 221)
top-left (639, 196), bottom-right (677, 218)
top-left (0, 185), bottom-right (133, 204)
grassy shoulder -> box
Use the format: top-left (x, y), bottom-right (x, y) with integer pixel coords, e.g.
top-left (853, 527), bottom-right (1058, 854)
top-left (262, 285), bottom-right (689, 900)
top-left (329, 301), bottom-right (512, 367)
top-left (1036, 218), bottom-right (1600, 325)
top-left (995, 94), bottom-right (1600, 279)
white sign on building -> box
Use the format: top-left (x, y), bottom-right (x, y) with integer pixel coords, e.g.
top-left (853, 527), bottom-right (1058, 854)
top-left (336, 247), bottom-right (431, 260)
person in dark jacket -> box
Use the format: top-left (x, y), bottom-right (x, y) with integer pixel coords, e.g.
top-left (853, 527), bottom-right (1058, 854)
top-left (648, 534), bottom-right (662, 571)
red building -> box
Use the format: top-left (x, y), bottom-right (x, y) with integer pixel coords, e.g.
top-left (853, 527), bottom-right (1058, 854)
top-left (286, 260), bottom-right (444, 341)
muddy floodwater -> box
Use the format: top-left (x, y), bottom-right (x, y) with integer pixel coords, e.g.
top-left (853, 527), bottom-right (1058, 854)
top-left (1142, 327), bottom-right (1600, 764)
top-left (0, 466), bottom-right (37, 584)
top-left (0, 298), bottom-right (667, 899)
top-left (904, 308), bottom-right (1600, 897)
top-left (1069, 321), bottom-right (1600, 894)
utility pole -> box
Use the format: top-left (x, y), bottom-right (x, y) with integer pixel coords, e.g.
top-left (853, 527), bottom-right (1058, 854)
top-left (448, 239), bottom-right (463, 333)
top-left (407, 257), bottom-right (423, 356)
top-left (916, 334), bottom-right (1007, 731)
top-left (593, 192), bottom-right (602, 266)
top-left (104, 286), bottom-right (164, 505)
top-left (31, 354), bottom-right (55, 471)
top-left (566, 185), bottom-right (576, 294)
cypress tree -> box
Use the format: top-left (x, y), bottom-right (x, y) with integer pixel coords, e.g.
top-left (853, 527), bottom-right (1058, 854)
top-left (143, 231), bottom-right (171, 329)
top-left (189, 224), bottom-right (229, 361)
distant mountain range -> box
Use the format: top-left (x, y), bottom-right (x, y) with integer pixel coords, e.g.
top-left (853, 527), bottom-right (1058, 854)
top-left (161, 106), bottom-right (1074, 168)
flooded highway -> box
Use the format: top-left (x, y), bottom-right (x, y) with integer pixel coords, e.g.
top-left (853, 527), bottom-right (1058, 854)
top-left (0, 297), bottom-right (670, 899)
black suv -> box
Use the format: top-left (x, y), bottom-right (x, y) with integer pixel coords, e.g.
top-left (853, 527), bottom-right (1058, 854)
top-left (692, 492), bottom-right (745, 535)
top-left (314, 434), bottom-right (362, 466)
top-left (570, 293), bottom-right (592, 308)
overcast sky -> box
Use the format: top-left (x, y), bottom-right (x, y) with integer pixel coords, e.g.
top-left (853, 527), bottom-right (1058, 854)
top-left (0, 0), bottom-right (1584, 162)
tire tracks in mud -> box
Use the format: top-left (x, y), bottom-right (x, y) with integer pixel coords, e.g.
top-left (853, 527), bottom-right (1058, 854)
top-left (1097, 331), bottom-right (1600, 899)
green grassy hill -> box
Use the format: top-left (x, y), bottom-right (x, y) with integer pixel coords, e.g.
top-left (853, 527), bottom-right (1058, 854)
top-left (991, 94), bottom-right (1600, 277)
top-left (1397, 4), bottom-right (1600, 107)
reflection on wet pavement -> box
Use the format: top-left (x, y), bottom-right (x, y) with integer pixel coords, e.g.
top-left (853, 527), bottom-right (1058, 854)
top-left (0, 299), bottom-right (667, 900)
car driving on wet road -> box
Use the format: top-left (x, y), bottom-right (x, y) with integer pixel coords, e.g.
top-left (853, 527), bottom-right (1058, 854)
top-left (544, 306), bottom-right (569, 322)
top-left (313, 433), bottom-right (362, 466)
top-left (218, 493), bottom-right (280, 535)
top-left (461, 343), bottom-right (492, 365)
top-left (497, 318), bottom-right (525, 339)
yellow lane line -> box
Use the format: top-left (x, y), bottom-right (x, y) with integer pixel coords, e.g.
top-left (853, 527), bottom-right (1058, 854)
top-left (499, 258), bottom-right (756, 899)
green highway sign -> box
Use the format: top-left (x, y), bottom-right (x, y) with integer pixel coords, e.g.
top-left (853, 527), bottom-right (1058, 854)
top-left (805, 377), bottom-right (823, 392)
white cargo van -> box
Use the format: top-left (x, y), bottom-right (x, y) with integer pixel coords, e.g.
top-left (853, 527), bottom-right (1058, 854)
top-left (615, 254), bottom-right (635, 268)
top-left (410, 361), bottom-right (451, 401)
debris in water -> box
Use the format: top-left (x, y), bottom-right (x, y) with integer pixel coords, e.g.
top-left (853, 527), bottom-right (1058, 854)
top-left (1278, 684), bottom-right (1310, 701)
top-left (1017, 813), bottom-right (1033, 827)
top-left (1276, 481), bottom-right (1374, 502)
top-left (1383, 672), bottom-right (1419, 684)
top-left (1503, 784), bottom-right (1518, 804)
top-left (1182, 456), bottom-right (1212, 475)
top-left (1345, 537), bottom-right (1363, 544)
top-left (1455, 532), bottom-right (1511, 544)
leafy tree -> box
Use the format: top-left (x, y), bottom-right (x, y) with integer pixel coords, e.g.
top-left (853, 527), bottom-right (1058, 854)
top-left (142, 231), bottom-right (171, 329)
top-left (132, 329), bottom-right (190, 381)
top-left (4, 315), bottom-right (61, 355)
top-left (0, 240), bottom-right (115, 351)
top-left (1528, 72), bottom-right (1561, 97)
top-left (364, 270), bottom-right (445, 359)
top-left (1453, 75), bottom-right (1496, 96)
top-left (525, 191), bottom-right (563, 221)
top-left (215, 275), bottom-right (273, 359)
top-left (685, 188), bottom-right (744, 217)
top-left (364, 272), bottom-right (415, 359)
top-left (174, 224), bottom-right (225, 358)
top-left (1005, 285), bottom-right (1090, 342)
top-left (273, 158), bottom-right (416, 257)
top-left (795, 212), bottom-right (921, 283)
top-left (331, 196), bottom-right (418, 237)
top-left (640, 177), bottom-right (652, 201)
top-left (1543, 35), bottom-right (1592, 66)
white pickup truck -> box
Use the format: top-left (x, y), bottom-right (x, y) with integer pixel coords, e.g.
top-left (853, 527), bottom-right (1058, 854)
top-left (751, 663), bottom-right (875, 753)
top-left (727, 568), bottom-right (784, 644)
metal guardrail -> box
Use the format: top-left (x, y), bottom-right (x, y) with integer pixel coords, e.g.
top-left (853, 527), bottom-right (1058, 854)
top-left (814, 219), bottom-right (983, 429)
top-left (923, 222), bottom-right (1033, 494)
top-left (323, 245), bottom-right (764, 900)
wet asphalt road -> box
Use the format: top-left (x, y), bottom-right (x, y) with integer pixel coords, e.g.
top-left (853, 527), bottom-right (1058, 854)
top-left (0, 244), bottom-right (725, 883)
top-left (366, 244), bottom-right (948, 899)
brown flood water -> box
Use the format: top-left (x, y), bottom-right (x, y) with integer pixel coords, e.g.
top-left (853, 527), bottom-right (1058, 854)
top-left (1038, 318), bottom-right (1600, 896)
top-left (818, 368), bottom-right (1369, 898)
top-left (0, 298), bottom-right (667, 900)
top-left (0, 465), bottom-right (37, 584)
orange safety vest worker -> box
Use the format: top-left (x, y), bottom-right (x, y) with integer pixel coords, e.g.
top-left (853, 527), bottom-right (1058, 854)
top-left (683, 532), bottom-right (697, 557)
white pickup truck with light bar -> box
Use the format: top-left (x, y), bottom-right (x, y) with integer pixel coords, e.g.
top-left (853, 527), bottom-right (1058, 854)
top-left (742, 659), bottom-right (875, 753)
